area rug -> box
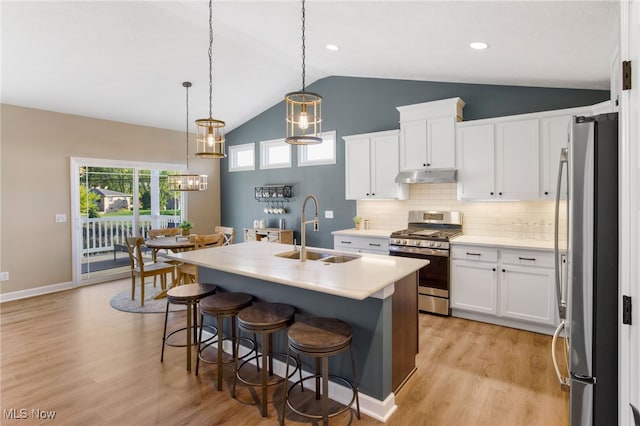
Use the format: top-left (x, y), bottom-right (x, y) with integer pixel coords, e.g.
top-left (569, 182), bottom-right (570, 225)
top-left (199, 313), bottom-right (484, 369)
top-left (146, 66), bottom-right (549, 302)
top-left (110, 282), bottom-right (187, 314)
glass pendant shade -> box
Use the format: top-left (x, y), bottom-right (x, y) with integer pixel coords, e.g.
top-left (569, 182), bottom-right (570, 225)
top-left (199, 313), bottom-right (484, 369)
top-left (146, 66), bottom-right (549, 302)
top-left (285, 91), bottom-right (322, 145)
top-left (167, 173), bottom-right (208, 191)
top-left (195, 118), bottom-right (226, 158)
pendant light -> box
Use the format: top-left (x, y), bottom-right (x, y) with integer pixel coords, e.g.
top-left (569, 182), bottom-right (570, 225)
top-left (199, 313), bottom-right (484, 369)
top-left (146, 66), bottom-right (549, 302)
top-left (168, 81), bottom-right (208, 191)
top-left (195, 0), bottom-right (226, 158)
top-left (285, 0), bottom-right (322, 145)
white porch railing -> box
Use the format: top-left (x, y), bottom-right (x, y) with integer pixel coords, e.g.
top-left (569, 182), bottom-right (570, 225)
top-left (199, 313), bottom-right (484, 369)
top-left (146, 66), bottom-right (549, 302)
top-left (82, 215), bottom-right (180, 255)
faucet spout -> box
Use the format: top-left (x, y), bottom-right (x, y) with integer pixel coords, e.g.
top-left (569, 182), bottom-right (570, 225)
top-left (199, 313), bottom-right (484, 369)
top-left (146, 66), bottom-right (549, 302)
top-left (300, 195), bottom-right (319, 262)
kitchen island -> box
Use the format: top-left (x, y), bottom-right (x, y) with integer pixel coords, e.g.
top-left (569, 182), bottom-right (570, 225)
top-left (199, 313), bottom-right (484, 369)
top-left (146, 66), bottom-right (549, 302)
top-left (168, 242), bottom-right (428, 422)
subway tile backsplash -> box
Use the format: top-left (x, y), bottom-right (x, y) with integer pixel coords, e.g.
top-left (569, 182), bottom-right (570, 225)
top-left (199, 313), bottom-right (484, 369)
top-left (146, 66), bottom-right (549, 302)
top-left (357, 183), bottom-right (565, 240)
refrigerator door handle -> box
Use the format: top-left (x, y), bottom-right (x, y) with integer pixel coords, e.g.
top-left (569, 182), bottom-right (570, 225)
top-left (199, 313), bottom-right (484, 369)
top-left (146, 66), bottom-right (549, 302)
top-left (554, 147), bottom-right (568, 320)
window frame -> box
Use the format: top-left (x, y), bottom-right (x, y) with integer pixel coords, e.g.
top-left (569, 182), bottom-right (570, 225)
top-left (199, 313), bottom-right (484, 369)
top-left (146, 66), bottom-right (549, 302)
top-left (228, 142), bottom-right (256, 172)
top-left (259, 138), bottom-right (291, 170)
top-left (297, 130), bottom-right (337, 167)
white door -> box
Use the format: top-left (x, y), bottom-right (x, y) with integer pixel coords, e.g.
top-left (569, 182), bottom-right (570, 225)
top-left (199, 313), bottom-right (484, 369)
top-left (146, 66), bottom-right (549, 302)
top-left (499, 265), bottom-right (556, 325)
top-left (541, 115), bottom-right (571, 199)
top-left (344, 137), bottom-right (371, 199)
top-left (428, 116), bottom-right (456, 168)
top-left (451, 260), bottom-right (498, 314)
top-left (399, 120), bottom-right (428, 170)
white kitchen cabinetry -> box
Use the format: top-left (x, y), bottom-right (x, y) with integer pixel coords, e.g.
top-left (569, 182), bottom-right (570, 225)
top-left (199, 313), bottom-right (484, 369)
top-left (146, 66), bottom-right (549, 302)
top-left (333, 235), bottom-right (389, 255)
top-left (540, 115), bottom-right (571, 199)
top-left (457, 119), bottom-right (540, 200)
top-left (396, 98), bottom-right (465, 171)
top-left (450, 246), bottom-right (498, 314)
top-left (451, 243), bottom-right (557, 334)
top-left (344, 130), bottom-right (407, 200)
top-left (500, 249), bottom-right (556, 326)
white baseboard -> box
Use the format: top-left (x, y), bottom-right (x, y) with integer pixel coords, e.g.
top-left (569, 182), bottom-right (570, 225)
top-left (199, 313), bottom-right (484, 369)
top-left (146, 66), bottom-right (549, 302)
top-left (0, 281), bottom-right (74, 303)
top-left (451, 309), bottom-right (556, 335)
top-left (209, 340), bottom-right (397, 422)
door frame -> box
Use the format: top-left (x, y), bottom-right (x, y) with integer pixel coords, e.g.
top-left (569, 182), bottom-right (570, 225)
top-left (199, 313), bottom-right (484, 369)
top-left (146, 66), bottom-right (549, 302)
top-left (69, 157), bottom-right (184, 286)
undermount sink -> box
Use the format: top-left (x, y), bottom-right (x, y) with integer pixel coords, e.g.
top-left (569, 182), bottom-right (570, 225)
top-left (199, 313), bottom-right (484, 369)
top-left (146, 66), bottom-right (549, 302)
top-left (275, 250), bottom-right (360, 263)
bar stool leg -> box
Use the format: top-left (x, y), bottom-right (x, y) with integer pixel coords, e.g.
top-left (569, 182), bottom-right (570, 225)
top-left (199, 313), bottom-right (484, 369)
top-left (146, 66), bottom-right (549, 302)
top-left (161, 300), bottom-right (170, 362)
top-left (350, 346), bottom-right (361, 419)
top-left (322, 356), bottom-right (329, 426)
top-left (195, 312), bottom-right (204, 375)
top-left (315, 358), bottom-right (321, 399)
top-left (217, 314), bottom-right (224, 391)
top-left (260, 332), bottom-right (268, 417)
top-left (186, 303), bottom-right (192, 371)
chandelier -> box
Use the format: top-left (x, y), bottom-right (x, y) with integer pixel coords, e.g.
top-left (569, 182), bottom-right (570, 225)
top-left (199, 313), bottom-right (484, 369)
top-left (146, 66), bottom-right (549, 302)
top-left (168, 81), bottom-right (208, 191)
top-left (195, 0), bottom-right (226, 158)
top-left (285, 0), bottom-right (322, 145)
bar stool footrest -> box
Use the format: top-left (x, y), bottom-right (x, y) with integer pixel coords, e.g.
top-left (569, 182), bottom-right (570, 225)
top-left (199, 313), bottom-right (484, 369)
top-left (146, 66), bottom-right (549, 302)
top-left (285, 374), bottom-right (358, 420)
top-left (165, 325), bottom-right (217, 348)
top-left (236, 353), bottom-right (300, 388)
top-left (198, 336), bottom-right (256, 365)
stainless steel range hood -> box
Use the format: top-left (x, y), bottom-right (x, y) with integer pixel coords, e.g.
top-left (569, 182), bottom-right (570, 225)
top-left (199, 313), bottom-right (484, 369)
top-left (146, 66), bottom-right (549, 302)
top-left (395, 169), bottom-right (457, 184)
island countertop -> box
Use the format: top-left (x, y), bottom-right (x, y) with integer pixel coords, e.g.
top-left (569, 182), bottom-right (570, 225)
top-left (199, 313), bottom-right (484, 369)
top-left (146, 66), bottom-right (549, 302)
top-left (167, 241), bottom-right (428, 300)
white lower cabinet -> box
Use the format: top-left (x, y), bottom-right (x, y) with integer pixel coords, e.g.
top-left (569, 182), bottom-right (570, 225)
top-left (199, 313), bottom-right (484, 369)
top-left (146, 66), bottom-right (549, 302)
top-left (451, 244), bottom-right (557, 333)
top-left (333, 235), bottom-right (389, 255)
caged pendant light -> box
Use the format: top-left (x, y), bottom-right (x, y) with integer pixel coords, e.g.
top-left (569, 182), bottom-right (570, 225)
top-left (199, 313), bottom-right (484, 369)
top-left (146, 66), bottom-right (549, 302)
top-left (285, 0), bottom-right (322, 145)
top-left (195, 0), bottom-right (226, 158)
top-left (168, 81), bottom-right (208, 192)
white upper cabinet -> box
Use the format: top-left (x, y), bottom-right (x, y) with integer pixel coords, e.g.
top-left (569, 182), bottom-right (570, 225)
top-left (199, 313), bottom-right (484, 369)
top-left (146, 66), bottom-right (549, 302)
top-left (397, 98), bottom-right (465, 171)
top-left (540, 115), bottom-right (571, 199)
top-left (344, 130), bottom-right (408, 200)
top-left (496, 119), bottom-right (540, 199)
top-left (457, 124), bottom-right (495, 199)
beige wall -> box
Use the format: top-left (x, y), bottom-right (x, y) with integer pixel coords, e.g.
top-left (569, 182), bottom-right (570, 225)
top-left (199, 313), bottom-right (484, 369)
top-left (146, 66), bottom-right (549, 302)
top-left (0, 104), bottom-right (220, 295)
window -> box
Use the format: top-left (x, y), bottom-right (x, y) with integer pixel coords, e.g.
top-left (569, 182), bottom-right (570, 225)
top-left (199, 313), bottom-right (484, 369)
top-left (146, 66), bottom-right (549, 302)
top-left (228, 143), bottom-right (255, 172)
top-left (297, 131), bottom-right (337, 167)
top-left (260, 138), bottom-right (291, 169)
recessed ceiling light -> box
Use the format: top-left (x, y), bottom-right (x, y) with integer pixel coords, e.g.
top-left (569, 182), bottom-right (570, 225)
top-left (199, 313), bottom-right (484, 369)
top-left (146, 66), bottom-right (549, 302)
top-left (326, 44), bottom-right (340, 51)
top-left (470, 41), bottom-right (489, 50)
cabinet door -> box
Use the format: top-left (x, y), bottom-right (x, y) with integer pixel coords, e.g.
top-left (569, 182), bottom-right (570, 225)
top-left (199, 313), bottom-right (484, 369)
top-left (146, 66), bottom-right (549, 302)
top-left (541, 115), bottom-right (570, 199)
top-left (428, 116), bottom-right (456, 168)
top-left (451, 260), bottom-right (497, 314)
top-left (457, 124), bottom-right (495, 199)
top-left (371, 134), bottom-right (400, 199)
top-left (399, 120), bottom-right (428, 170)
top-left (496, 119), bottom-right (540, 199)
top-left (245, 229), bottom-right (257, 242)
top-left (500, 265), bottom-right (556, 325)
top-left (345, 137), bottom-right (371, 200)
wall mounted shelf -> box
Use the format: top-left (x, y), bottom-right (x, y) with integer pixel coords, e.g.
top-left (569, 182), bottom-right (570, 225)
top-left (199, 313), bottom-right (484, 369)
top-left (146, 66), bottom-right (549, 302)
top-left (254, 185), bottom-right (293, 201)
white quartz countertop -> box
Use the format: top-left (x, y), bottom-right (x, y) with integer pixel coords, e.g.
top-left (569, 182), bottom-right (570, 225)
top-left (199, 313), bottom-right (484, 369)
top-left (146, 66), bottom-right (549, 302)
top-left (331, 228), bottom-right (394, 238)
top-left (451, 235), bottom-right (557, 251)
top-left (167, 242), bottom-right (427, 300)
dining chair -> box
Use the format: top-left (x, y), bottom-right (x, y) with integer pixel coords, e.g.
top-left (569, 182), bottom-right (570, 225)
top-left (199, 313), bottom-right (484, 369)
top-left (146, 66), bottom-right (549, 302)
top-left (214, 226), bottom-right (235, 245)
top-left (125, 237), bottom-right (176, 306)
top-left (147, 227), bottom-right (182, 287)
top-left (176, 233), bottom-right (225, 285)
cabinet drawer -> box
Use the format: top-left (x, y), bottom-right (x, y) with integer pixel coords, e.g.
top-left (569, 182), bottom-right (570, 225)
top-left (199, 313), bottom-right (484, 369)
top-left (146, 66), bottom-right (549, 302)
top-left (451, 245), bottom-right (498, 262)
top-left (334, 235), bottom-right (389, 253)
top-left (501, 249), bottom-right (554, 268)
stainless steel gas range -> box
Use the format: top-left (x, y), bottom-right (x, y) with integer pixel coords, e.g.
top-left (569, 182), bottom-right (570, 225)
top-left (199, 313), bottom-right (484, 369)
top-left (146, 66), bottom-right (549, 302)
top-left (388, 211), bottom-right (462, 316)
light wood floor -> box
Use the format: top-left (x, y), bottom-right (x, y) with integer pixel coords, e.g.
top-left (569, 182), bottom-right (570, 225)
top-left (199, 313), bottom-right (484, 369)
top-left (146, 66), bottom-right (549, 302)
top-left (1, 279), bottom-right (568, 425)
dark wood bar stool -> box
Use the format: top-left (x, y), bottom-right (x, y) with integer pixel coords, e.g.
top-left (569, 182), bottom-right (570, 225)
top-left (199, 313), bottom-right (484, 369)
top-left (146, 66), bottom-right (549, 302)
top-left (195, 292), bottom-right (255, 391)
top-left (161, 283), bottom-right (217, 372)
top-left (281, 317), bottom-right (361, 425)
top-left (233, 302), bottom-right (300, 417)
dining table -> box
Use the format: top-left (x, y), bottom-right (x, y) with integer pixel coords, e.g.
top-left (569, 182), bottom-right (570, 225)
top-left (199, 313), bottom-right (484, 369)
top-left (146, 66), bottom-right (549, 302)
top-left (144, 236), bottom-right (196, 299)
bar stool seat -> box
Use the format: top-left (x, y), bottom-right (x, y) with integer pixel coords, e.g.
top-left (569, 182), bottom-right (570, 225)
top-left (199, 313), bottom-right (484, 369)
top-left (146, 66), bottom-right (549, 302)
top-left (196, 292), bottom-right (255, 391)
top-left (233, 302), bottom-right (300, 417)
top-left (161, 283), bottom-right (217, 372)
top-left (281, 317), bottom-right (361, 425)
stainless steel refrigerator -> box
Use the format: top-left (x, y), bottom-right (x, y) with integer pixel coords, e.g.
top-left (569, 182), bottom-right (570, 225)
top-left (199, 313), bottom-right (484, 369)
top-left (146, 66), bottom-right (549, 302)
top-left (553, 112), bottom-right (618, 426)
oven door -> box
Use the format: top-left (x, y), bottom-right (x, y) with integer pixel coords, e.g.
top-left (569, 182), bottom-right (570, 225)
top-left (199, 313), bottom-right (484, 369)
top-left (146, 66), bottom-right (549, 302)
top-left (388, 246), bottom-right (449, 297)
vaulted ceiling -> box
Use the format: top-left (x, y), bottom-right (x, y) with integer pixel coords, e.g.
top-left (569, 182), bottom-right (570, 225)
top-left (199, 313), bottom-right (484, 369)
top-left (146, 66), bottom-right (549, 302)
top-left (1, 1), bottom-right (619, 133)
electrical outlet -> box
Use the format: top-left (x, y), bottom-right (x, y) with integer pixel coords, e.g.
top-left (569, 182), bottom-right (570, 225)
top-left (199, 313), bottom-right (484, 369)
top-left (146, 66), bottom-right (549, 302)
top-left (55, 213), bottom-right (67, 223)
top-left (0, 272), bottom-right (9, 281)
top-left (324, 210), bottom-right (334, 219)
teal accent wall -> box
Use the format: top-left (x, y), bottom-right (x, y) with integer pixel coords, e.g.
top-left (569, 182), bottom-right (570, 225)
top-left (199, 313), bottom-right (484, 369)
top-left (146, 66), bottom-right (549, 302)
top-left (222, 76), bottom-right (609, 248)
